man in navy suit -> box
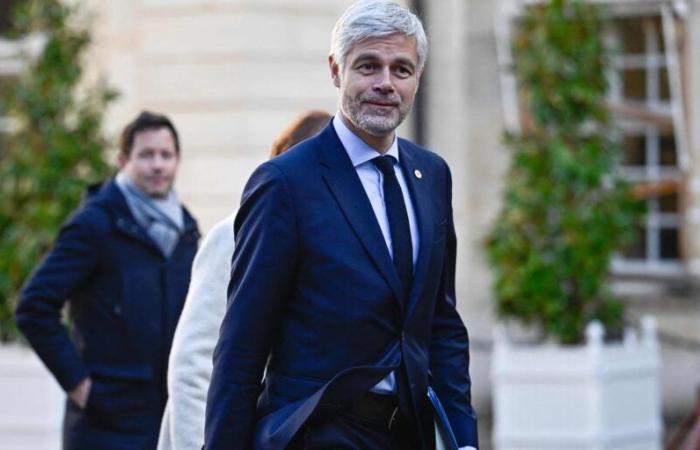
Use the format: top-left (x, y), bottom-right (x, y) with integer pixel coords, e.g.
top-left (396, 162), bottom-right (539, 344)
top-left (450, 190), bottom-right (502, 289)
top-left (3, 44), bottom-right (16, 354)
top-left (205, 1), bottom-right (478, 449)
top-left (16, 111), bottom-right (199, 450)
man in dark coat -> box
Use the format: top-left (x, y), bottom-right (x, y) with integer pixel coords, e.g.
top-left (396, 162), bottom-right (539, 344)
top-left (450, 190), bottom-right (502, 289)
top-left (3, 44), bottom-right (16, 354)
top-left (204, 2), bottom-right (478, 449)
top-left (15, 111), bottom-right (200, 450)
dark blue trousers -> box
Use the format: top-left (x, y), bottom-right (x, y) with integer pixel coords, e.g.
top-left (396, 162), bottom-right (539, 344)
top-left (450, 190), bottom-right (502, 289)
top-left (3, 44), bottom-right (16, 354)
top-left (288, 408), bottom-right (424, 450)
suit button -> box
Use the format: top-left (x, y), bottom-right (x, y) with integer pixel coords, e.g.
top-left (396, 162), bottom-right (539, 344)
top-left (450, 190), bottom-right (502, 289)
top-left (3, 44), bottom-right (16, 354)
top-left (113, 305), bottom-right (122, 316)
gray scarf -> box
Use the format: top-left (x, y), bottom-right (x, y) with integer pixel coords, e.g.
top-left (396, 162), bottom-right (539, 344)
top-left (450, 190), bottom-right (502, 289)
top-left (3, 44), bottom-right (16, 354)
top-left (115, 172), bottom-right (184, 257)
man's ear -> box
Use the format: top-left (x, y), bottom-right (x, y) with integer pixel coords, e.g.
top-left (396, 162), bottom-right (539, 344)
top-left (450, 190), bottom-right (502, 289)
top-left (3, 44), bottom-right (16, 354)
top-left (328, 55), bottom-right (341, 88)
top-left (117, 152), bottom-right (128, 169)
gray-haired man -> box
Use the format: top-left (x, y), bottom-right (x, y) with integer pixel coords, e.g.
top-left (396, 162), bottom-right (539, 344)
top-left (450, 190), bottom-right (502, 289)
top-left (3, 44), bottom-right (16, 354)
top-left (204, 2), bottom-right (478, 448)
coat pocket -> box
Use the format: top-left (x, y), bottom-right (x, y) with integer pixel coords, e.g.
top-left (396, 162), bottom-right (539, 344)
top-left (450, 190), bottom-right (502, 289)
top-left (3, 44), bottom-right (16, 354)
top-left (85, 363), bottom-right (156, 434)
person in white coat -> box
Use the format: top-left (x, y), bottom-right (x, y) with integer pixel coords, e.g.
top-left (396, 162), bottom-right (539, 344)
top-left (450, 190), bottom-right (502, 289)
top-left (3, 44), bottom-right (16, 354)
top-left (157, 110), bottom-right (331, 450)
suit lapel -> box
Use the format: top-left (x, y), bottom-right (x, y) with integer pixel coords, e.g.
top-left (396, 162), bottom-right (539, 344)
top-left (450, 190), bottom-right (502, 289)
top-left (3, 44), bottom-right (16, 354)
top-left (398, 143), bottom-right (435, 314)
top-left (317, 125), bottom-right (404, 310)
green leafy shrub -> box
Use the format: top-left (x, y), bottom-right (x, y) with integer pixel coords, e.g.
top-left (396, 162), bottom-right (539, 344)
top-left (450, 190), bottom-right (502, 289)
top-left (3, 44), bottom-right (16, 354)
top-left (0, 0), bottom-right (117, 342)
top-left (485, 0), bottom-right (643, 344)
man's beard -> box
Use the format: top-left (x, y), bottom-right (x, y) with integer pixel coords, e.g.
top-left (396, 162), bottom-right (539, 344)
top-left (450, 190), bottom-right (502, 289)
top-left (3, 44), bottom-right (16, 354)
top-left (143, 177), bottom-right (174, 199)
top-left (342, 92), bottom-right (410, 137)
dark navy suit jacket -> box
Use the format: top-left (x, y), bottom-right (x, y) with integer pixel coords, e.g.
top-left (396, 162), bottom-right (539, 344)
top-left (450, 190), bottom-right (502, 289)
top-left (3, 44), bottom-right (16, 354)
top-left (205, 123), bottom-right (477, 449)
top-left (15, 181), bottom-right (199, 450)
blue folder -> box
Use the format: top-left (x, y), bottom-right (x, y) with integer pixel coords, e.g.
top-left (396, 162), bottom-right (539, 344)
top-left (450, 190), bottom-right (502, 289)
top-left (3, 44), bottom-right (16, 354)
top-left (427, 386), bottom-right (459, 450)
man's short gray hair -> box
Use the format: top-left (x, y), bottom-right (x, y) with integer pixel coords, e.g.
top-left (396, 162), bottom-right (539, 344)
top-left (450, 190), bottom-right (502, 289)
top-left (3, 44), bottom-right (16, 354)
top-left (330, 0), bottom-right (428, 74)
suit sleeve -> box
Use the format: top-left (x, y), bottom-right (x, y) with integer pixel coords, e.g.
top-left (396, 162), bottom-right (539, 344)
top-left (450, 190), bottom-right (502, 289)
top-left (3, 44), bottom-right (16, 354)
top-left (14, 209), bottom-right (100, 392)
top-left (204, 162), bottom-right (298, 450)
top-left (429, 162), bottom-right (479, 448)
top-left (161, 217), bottom-right (233, 450)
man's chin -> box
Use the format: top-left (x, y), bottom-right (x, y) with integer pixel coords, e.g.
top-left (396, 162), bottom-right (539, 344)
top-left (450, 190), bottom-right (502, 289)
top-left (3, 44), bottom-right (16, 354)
top-left (146, 187), bottom-right (171, 199)
top-left (358, 117), bottom-right (401, 136)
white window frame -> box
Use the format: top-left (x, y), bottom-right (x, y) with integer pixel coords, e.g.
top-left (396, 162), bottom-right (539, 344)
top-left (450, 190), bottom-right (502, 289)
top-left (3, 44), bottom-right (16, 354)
top-left (609, 14), bottom-right (683, 274)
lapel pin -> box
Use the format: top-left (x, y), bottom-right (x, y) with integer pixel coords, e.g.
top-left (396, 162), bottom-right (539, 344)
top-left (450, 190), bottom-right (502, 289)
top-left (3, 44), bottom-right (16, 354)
top-left (414, 170), bottom-right (422, 179)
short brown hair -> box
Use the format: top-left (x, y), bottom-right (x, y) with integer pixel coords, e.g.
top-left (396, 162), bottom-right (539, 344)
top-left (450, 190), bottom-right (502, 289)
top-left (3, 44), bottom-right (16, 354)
top-left (270, 110), bottom-right (332, 158)
top-left (120, 111), bottom-right (180, 157)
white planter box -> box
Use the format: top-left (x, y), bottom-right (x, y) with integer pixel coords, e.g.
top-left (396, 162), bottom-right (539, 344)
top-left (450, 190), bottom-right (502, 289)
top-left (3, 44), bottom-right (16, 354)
top-left (492, 317), bottom-right (662, 450)
top-left (0, 345), bottom-right (64, 450)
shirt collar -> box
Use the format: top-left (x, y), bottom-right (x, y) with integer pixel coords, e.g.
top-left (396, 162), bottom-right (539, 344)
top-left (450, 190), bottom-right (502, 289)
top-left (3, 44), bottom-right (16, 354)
top-left (333, 114), bottom-right (399, 168)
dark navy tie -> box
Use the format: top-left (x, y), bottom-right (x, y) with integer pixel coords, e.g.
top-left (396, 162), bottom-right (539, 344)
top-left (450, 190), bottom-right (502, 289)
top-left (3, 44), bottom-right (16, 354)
top-left (372, 155), bottom-right (413, 299)
top-left (373, 155), bottom-right (415, 417)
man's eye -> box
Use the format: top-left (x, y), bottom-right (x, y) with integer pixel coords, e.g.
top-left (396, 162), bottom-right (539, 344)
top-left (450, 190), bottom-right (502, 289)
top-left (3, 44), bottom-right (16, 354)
top-left (357, 63), bottom-right (375, 72)
top-left (395, 67), bottom-right (412, 77)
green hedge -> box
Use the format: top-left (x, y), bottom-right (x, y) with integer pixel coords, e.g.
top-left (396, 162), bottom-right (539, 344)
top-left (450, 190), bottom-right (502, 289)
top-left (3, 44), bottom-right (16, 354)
top-left (0, 0), bottom-right (117, 342)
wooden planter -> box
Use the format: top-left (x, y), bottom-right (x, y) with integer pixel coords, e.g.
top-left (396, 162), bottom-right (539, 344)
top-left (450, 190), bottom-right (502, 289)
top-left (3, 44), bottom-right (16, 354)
top-left (492, 317), bottom-right (662, 450)
top-left (0, 345), bottom-right (64, 450)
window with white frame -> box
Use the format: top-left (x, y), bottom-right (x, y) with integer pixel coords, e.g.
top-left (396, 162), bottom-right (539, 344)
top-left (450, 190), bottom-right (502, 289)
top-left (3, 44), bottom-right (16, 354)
top-left (607, 8), bottom-right (688, 274)
top-left (496, 0), bottom-right (690, 276)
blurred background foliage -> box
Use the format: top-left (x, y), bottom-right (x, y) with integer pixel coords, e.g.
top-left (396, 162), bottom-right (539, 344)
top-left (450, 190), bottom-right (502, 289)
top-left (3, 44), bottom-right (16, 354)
top-left (0, 0), bottom-right (116, 342)
top-left (486, 0), bottom-right (644, 344)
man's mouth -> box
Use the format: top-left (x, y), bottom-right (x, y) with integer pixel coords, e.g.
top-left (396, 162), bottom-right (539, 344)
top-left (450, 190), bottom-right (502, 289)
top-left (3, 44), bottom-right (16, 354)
top-left (362, 95), bottom-right (398, 105)
top-left (363, 100), bottom-right (399, 109)
top-left (365, 100), bottom-right (399, 107)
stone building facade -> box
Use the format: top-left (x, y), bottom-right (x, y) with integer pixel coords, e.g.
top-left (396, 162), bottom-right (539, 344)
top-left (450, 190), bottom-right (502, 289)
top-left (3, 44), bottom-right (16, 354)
top-left (4, 0), bottom-right (700, 443)
top-left (80, 0), bottom-right (700, 430)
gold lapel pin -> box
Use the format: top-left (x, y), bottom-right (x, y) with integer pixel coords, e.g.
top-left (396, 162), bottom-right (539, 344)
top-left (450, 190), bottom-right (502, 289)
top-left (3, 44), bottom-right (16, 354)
top-left (414, 170), bottom-right (422, 179)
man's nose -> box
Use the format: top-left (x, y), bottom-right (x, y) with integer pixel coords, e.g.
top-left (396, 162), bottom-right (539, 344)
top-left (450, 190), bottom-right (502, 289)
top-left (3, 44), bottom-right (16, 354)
top-left (372, 67), bottom-right (394, 94)
top-left (151, 155), bottom-right (166, 171)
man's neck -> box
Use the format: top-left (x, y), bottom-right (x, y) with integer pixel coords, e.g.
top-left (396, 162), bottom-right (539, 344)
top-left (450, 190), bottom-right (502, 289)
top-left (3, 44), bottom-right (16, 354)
top-left (338, 113), bottom-right (394, 154)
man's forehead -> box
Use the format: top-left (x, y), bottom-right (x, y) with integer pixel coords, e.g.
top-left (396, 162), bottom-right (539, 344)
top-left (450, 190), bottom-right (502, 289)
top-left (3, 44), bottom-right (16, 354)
top-left (132, 128), bottom-right (177, 151)
top-left (346, 34), bottom-right (417, 59)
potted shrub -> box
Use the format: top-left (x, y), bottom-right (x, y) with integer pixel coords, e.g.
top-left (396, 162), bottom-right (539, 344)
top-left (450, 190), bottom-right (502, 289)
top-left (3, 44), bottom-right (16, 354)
top-left (485, 0), bottom-right (660, 448)
top-left (0, 1), bottom-right (115, 447)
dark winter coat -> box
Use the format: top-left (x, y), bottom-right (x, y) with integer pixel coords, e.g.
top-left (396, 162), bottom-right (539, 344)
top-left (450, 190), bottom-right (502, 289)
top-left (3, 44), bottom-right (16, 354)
top-left (15, 180), bottom-right (199, 450)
